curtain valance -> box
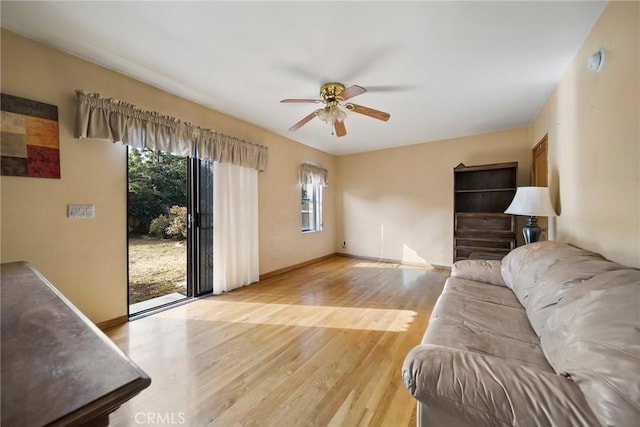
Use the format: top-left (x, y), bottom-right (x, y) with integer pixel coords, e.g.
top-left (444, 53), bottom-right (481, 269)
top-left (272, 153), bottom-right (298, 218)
top-left (74, 90), bottom-right (268, 171)
top-left (300, 163), bottom-right (328, 186)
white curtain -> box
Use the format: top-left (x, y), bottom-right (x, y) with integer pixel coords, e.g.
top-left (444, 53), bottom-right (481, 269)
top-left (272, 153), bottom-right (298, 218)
top-left (213, 161), bottom-right (259, 294)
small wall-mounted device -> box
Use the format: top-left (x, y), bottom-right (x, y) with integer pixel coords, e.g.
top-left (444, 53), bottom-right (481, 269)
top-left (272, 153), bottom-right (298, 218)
top-left (68, 204), bottom-right (95, 218)
top-left (587, 48), bottom-right (606, 72)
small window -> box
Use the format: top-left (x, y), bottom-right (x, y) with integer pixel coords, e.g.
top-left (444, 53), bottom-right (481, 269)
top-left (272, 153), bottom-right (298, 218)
top-left (301, 182), bottom-right (322, 232)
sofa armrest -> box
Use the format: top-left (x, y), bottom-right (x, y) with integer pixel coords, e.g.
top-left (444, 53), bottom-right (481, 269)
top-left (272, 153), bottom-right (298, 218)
top-left (451, 260), bottom-right (507, 287)
top-left (402, 345), bottom-right (598, 427)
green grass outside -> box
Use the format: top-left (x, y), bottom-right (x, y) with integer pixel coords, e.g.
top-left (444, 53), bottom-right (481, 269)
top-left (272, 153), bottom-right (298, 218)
top-left (128, 237), bottom-right (187, 304)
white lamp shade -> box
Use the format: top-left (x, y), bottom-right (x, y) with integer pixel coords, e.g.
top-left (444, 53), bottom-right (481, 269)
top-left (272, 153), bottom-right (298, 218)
top-left (505, 187), bottom-right (557, 217)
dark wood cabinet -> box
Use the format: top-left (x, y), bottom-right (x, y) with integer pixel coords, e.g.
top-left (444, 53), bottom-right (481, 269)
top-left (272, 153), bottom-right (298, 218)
top-left (453, 162), bottom-right (517, 261)
top-left (1, 262), bottom-right (151, 427)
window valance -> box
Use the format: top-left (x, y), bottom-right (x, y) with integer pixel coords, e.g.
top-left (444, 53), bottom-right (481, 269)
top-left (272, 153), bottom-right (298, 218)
top-left (74, 90), bottom-right (268, 171)
top-left (300, 163), bottom-right (328, 186)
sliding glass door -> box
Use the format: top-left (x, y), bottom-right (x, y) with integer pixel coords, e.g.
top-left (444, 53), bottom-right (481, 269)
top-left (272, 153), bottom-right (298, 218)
top-left (189, 159), bottom-right (214, 296)
top-left (128, 149), bottom-right (214, 316)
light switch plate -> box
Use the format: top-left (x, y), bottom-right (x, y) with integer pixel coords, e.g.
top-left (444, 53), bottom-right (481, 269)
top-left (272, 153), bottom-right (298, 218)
top-left (68, 204), bottom-right (95, 218)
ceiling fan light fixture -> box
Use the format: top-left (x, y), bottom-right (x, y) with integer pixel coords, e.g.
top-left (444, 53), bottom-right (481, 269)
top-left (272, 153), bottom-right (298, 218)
top-left (333, 105), bottom-right (347, 123)
top-left (317, 104), bottom-right (347, 124)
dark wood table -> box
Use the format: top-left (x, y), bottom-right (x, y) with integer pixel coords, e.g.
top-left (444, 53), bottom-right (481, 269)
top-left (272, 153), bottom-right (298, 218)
top-left (1, 261), bottom-right (150, 426)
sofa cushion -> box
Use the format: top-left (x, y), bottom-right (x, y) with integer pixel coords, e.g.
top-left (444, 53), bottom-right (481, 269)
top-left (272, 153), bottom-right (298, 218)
top-left (543, 268), bottom-right (640, 426)
top-left (500, 241), bottom-right (625, 337)
top-left (523, 254), bottom-right (624, 338)
top-left (451, 259), bottom-right (507, 287)
top-left (423, 278), bottom-right (552, 371)
top-left (402, 345), bottom-right (599, 427)
top-left (443, 277), bottom-right (521, 309)
top-left (501, 241), bottom-right (596, 297)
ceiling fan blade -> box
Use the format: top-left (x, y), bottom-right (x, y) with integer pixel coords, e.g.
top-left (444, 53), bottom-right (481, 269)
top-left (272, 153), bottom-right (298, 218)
top-left (364, 84), bottom-right (416, 92)
top-left (288, 110), bottom-right (319, 132)
top-left (340, 85), bottom-right (367, 101)
top-left (334, 120), bottom-right (347, 137)
top-left (281, 99), bottom-right (323, 104)
top-left (345, 103), bottom-right (390, 121)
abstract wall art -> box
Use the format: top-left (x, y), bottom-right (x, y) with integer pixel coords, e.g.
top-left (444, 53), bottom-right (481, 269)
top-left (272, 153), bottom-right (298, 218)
top-left (1, 93), bottom-right (60, 179)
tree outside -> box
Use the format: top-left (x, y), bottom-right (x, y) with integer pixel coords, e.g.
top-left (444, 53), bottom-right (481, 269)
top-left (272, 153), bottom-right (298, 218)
top-left (128, 148), bottom-right (187, 235)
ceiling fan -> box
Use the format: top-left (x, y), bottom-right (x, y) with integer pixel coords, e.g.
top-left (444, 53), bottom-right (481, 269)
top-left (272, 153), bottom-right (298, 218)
top-left (280, 82), bottom-right (390, 137)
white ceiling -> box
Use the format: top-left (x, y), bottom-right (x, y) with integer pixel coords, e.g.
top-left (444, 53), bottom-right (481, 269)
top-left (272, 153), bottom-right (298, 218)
top-left (1, 1), bottom-right (606, 156)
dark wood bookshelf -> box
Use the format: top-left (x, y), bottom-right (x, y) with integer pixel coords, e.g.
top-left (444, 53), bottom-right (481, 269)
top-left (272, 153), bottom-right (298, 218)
top-left (453, 162), bottom-right (518, 261)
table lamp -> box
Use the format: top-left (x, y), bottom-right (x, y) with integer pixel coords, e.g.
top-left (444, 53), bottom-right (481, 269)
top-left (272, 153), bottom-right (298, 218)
top-left (505, 186), bottom-right (557, 244)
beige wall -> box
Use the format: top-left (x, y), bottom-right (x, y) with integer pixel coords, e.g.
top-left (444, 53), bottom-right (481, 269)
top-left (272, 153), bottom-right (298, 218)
top-left (0, 30), bottom-right (336, 323)
top-left (336, 128), bottom-right (531, 267)
top-left (3, 0), bottom-right (637, 325)
top-left (530, 1), bottom-right (639, 268)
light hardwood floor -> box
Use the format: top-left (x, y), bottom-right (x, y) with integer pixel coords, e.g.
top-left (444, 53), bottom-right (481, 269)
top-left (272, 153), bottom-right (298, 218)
top-left (106, 256), bottom-right (448, 426)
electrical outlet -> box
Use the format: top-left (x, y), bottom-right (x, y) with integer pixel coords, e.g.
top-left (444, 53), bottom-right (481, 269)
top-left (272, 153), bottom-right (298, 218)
top-left (68, 204), bottom-right (95, 218)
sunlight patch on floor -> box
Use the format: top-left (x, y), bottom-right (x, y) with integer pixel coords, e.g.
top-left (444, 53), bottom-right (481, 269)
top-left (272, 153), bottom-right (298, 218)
top-left (155, 300), bottom-right (417, 332)
top-left (354, 261), bottom-right (401, 269)
top-left (353, 261), bottom-right (430, 270)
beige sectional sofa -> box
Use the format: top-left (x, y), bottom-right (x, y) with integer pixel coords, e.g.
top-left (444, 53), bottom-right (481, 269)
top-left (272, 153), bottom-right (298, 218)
top-left (402, 241), bottom-right (639, 426)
